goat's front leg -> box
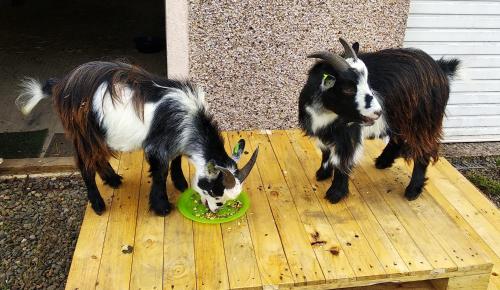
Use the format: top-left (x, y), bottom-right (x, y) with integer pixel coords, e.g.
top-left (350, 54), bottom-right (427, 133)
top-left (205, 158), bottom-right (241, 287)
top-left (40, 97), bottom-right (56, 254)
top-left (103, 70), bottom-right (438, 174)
top-left (326, 168), bottom-right (350, 203)
top-left (76, 156), bottom-right (106, 215)
top-left (405, 157), bottom-right (430, 200)
top-left (170, 155), bottom-right (188, 192)
top-left (316, 148), bottom-right (334, 181)
top-left (375, 139), bottom-right (401, 169)
top-left (147, 154), bottom-right (172, 216)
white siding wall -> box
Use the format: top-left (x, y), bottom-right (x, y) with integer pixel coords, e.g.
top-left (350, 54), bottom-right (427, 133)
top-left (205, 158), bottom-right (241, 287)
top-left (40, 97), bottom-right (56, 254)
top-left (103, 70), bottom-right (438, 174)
top-left (404, 0), bottom-right (500, 142)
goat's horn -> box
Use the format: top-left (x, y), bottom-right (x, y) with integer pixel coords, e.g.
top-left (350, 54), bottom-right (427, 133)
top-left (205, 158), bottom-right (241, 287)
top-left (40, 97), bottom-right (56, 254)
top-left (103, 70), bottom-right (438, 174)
top-left (339, 37), bottom-right (357, 61)
top-left (236, 147), bottom-right (259, 183)
top-left (215, 166), bottom-right (237, 189)
top-left (307, 52), bottom-right (350, 72)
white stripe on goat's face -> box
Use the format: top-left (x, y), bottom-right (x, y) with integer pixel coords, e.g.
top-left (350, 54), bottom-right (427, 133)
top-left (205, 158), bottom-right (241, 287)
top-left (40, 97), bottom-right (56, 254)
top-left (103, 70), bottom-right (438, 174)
top-left (346, 58), bottom-right (382, 124)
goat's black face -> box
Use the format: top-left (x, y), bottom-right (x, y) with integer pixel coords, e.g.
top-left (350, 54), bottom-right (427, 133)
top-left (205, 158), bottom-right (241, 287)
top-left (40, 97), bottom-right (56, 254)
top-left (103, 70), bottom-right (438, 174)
top-left (320, 69), bottom-right (365, 123)
top-left (307, 39), bottom-right (383, 126)
top-left (192, 139), bottom-right (259, 212)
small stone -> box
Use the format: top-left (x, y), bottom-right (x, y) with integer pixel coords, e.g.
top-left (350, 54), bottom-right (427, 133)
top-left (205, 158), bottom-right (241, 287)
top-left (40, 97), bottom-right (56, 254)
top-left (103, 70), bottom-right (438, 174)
top-left (21, 238), bottom-right (27, 243)
top-left (29, 235), bottom-right (36, 240)
top-left (121, 245), bottom-right (134, 254)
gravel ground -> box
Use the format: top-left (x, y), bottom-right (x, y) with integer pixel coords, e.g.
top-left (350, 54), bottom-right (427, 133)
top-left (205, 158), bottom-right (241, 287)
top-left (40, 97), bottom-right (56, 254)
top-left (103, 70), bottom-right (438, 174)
top-left (441, 142), bottom-right (500, 157)
top-left (0, 174), bottom-right (86, 290)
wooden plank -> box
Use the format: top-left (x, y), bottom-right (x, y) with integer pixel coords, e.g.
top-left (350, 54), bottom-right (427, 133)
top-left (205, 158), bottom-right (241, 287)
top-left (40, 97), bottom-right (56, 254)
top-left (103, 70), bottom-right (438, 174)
top-left (286, 130), bottom-right (432, 277)
top-left (220, 132), bottom-right (262, 290)
top-left (407, 15), bottom-right (500, 29)
top-left (249, 131), bottom-right (326, 285)
top-left (404, 42), bottom-right (500, 55)
top-left (459, 68), bottom-right (500, 81)
top-left (432, 273), bottom-right (491, 290)
top-left (435, 159), bottom-right (500, 228)
top-left (96, 151), bottom-right (144, 289)
top-left (275, 130), bottom-right (389, 281)
top-left (190, 160), bottom-right (229, 290)
top-left (228, 131), bottom-right (294, 288)
top-left (444, 116), bottom-right (500, 128)
top-left (0, 156), bottom-right (75, 175)
top-left (451, 80), bottom-right (500, 93)
top-left (363, 141), bottom-right (492, 274)
top-left (444, 127), bottom-right (500, 137)
top-left (431, 55), bottom-right (500, 69)
top-left (163, 156), bottom-right (197, 290)
top-left (129, 158), bottom-right (164, 290)
top-left (65, 156), bottom-right (121, 290)
top-left (353, 143), bottom-right (458, 274)
top-left (448, 92), bottom-right (500, 105)
top-left (405, 28), bottom-right (500, 42)
top-left (266, 131), bottom-right (358, 282)
top-left (446, 105), bottom-right (500, 116)
top-left (409, 1), bottom-right (500, 15)
top-left (424, 166), bottom-right (500, 257)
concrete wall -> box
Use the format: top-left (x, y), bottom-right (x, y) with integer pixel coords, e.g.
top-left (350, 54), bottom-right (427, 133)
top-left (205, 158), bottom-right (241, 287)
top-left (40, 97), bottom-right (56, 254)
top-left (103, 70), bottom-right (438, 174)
top-left (186, 0), bottom-right (410, 130)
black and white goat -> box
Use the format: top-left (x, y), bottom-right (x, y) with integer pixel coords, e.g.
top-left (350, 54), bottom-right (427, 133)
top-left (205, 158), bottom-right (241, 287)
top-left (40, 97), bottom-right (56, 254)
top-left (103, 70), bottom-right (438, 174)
top-left (16, 61), bottom-right (258, 215)
top-left (299, 38), bottom-right (459, 203)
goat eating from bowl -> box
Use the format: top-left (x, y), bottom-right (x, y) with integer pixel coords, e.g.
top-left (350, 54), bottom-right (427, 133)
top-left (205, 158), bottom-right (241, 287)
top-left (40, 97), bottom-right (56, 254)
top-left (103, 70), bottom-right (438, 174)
top-left (16, 61), bottom-right (259, 215)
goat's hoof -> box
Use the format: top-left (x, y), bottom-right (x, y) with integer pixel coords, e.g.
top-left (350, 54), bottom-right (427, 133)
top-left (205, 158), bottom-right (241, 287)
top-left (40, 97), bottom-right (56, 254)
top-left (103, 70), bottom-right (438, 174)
top-left (325, 187), bottom-right (347, 204)
top-left (173, 179), bottom-right (188, 192)
top-left (375, 156), bottom-right (394, 169)
top-left (151, 200), bottom-right (172, 216)
top-left (104, 174), bottom-right (123, 189)
top-left (91, 198), bottom-right (106, 215)
top-left (404, 185), bottom-right (423, 201)
top-left (316, 168), bottom-right (333, 181)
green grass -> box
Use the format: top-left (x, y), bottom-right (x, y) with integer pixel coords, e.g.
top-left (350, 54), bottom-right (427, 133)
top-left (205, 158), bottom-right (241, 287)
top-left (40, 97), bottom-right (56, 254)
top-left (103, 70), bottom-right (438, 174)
top-left (466, 173), bottom-right (500, 197)
top-left (495, 157), bottom-right (500, 167)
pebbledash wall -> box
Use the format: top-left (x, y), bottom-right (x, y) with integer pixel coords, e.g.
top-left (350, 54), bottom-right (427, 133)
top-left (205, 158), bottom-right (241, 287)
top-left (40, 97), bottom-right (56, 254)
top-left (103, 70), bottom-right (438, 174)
top-left (166, 0), bottom-right (411, 130)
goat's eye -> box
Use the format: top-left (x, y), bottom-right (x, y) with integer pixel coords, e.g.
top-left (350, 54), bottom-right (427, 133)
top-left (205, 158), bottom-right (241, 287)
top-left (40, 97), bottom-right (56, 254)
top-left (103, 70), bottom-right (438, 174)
top-left (342, 87), bottom-right (356, 96)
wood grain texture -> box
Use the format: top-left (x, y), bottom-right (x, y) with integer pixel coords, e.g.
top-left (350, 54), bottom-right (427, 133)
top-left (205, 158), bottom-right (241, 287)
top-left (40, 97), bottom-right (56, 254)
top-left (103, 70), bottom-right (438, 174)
top-left (65, 131), bottom-right (496, 289)
top-left (65, 156), bottom-right (120, 290)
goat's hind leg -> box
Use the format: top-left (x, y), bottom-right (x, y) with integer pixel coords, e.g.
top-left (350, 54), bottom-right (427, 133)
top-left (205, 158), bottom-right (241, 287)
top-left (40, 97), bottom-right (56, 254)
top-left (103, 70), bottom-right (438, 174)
top-left (147, 153), bottom-right (172, 216)
top-left (171, 155), bottom-right (188, 191)
top-left (375, 139), bottom-right (401, 169)
top-left (97, 161), bottom-right (123, 188)
top-left (405, 156), bottom-right (430, 200)
top-left (76, 155), bottom-right (106, 214)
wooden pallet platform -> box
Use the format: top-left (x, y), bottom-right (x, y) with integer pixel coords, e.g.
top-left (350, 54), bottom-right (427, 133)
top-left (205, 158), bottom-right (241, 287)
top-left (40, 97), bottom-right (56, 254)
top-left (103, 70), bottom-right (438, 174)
top-left (65, 130), bottom-right (498, 290)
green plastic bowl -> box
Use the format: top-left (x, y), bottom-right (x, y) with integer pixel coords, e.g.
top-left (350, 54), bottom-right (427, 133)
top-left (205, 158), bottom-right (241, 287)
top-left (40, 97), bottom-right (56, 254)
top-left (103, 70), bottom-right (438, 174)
top-left (177, 188), bottom-right (250, 224)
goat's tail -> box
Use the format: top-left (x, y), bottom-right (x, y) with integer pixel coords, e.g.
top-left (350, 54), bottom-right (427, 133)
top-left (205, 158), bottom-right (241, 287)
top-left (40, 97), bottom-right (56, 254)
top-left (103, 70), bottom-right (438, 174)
top-left (436, 58), bottom-right (461, 80)
top-left (15, 78), bottom-right (59, 115)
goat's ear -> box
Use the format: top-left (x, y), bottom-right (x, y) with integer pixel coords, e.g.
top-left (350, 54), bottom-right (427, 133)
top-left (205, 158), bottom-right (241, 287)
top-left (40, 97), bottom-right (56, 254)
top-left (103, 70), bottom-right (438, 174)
top-left (232, 139), bottom-right (245, 162)
top-left (206, 160), bottom-right (219, 176)
top-left (352, 42), bottom-right (360, 54)
top-left (320, 73), bottom-right (336, 91)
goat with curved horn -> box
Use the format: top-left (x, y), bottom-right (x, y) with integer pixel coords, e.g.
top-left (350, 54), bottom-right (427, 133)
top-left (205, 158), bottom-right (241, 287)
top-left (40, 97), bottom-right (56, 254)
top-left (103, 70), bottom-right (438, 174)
top-left (339, 37), bottom-right (357, 60)
top-left (307, 52), bottom-right (350, 72)
top-left (236, 147), bottom-right (259, 183)
top-left (215, 166), bottom-right (237, 189)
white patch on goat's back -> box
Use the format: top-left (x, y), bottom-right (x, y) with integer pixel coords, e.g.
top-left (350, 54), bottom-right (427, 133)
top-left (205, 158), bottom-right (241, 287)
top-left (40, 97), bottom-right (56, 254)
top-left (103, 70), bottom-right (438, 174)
top-left (93, 83), bottom-right (157, 152)
top-left (306, 105), bottom-right (338, 133)
top-left (345, 58), bottom-right (382, 119)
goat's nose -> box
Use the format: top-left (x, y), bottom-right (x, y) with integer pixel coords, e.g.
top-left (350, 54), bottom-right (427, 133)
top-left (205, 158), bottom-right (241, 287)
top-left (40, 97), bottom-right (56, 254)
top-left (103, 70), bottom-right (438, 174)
top-left (373, 110), bottom-right (382, 118)
top-left (216, 202), bottom-right (223, 206)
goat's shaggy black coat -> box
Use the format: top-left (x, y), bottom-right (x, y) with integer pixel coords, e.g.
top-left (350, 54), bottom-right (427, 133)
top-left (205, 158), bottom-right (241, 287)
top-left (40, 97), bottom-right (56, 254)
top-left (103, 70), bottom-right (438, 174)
top-left (300, 45), bottom-right (459, 202)
top-left (358, 48), bottom-right (452, 163)
top-left (33, 61), bottom-right (237, 215)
